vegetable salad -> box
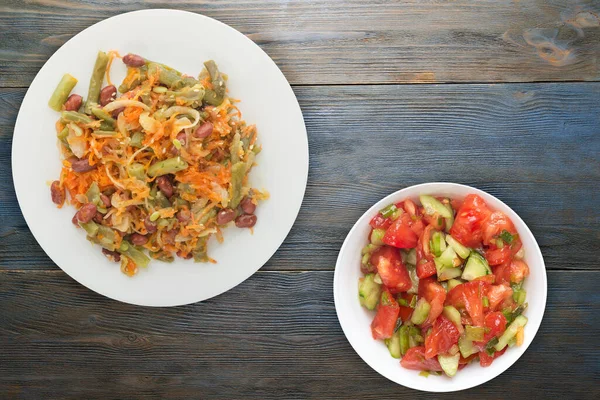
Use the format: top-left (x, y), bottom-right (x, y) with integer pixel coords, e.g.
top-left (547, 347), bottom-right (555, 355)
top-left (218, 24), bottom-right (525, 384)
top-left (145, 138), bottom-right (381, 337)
top-left (359, 194), bottom-right (529, 377)
top-left (49, 51), bottom-right (266, 276)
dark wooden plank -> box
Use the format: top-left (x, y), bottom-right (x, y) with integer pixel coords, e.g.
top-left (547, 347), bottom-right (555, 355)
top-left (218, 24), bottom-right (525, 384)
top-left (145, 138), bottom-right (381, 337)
top-left (1, 0), bottom-right (599, 87)
top-left (1, 83), bottom-right (599, 271)
top-left (0, 270), bottom-right (598, 399)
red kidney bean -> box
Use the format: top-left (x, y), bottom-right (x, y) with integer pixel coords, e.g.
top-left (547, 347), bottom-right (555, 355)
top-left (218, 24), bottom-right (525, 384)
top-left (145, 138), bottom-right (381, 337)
top-left (240, 197), bottom-right (256, 215)
top-left (216, 208), bottom-right (235, 225)
top-left (130, 233), bottom-right (148, 245)
top-left (144, 217), bottom-right (157, 234)
top-left (50, 180), bottom-right (65, 205)
top-left (156, 176), bottom-right (174, 198)
top-left (93, 212), bottom-right (104, 224)
top-left (176, 250), bottom-right (193, 260)
top-left (69, 157), bottom-right (96, 173)
top-left (193, 121), bottom-right (213, 138)
top-left (235, 214), bottom-right (257, 228)
top-left (163, 229), bottom-right (178, 245)
top-left (176, 209), bottom-right (191, 223)
top-left (63, 94), bottom-right (83, 111)
top-left (99, 85), bottom-right (117, 106)
top-left (76, 203), bottom-right (97, 223)
top-left (100, 194), bottom-right (111, 208)
top-left (72, 214), bottom-right (79, 226)
top-left (122, 53), bottom-right (145, 67)
top-left (111, 107), bottom-right (125, 119)
top-left (102, 248), bottom-right (121, 263)
top-left (176, 131), bottom-right (187, 146)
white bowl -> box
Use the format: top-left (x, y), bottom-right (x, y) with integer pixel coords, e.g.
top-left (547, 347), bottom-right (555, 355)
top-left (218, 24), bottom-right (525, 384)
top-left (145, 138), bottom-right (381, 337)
top-left (333, 182), bottom-right (547, 392)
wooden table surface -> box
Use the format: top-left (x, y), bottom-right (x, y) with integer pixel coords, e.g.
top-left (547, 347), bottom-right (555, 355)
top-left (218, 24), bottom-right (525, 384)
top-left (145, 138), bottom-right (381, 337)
top-left (1, 1), bottom-right (599, 399)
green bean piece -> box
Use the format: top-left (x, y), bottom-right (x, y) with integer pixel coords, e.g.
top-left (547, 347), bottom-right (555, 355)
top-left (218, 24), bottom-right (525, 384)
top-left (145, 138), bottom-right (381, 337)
top-left (148, 62), bottom-right (183, 89)
top-left (48, 74), bottom-right (78, 111)
top-left (245, 150), bottom-right (256, 174)
top-left (57, 126), bottom-right (69, 143)
top-left (85, 51), bottom-right (109, 113)
top-left (197, 208), bottom-right (217, 226)
top-left (79, 221), bottom-right (99, 237)
top-left (204, 60), bottom-right (226, 98)
top-left (147, 157), bottom-right (188, 177)
top-left (91, 107), bottom-right (116, 127)
top-left (130, 132), bottom-right (145, 148)
top-left (154, 190), bottom-right (171, 208)
top-left (229, 161), bottom-right (245, 208)
top-left (61, 111), bottom-right (93, 125)
top-left (118, 241), bottom-right (150, 268)
top-left (173, 197), bottom-right (190, 208)
top-left (86, 182), bottom-right (100, 205)
top-left (140, 92), bottom-right (152, 107)
top-left (230, 132), bottom-right (242, 164)
top-left (127, 163), bottom-right (146, 180)
top-left (192, 237), bottom-right (209, 263)
top-left (164, 85), bottom-right (205, 108)
top-left (118, 66), bottom-right (147, 93)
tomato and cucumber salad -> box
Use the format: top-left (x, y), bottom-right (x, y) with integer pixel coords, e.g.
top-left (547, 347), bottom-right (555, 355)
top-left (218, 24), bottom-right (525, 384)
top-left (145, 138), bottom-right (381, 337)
top-left (358, 194), bottom-right (530, 377)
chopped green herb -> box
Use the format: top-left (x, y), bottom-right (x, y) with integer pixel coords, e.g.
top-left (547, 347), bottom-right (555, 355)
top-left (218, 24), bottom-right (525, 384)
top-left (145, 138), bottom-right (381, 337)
top-left (419, 371), bottom-right (430, 378)
top-left (398, 298), bottom-right (409, 307)
top-left (380, 204), bottom-right (397, 218)
top-left (499, 230), bottom-right (518, 245)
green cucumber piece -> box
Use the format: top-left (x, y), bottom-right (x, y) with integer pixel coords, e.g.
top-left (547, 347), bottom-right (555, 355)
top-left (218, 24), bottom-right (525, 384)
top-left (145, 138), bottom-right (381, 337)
top-left (410, 298), bottom-right (431, 325)
top-left (443, 201), bottom-right (454, 233)
top-left (370, 229), bottom-right (386, 246)
top-left (443, 306), bottom-right (463, 332)
top-left (438, 267), bottom-right (462, 281)
top-left (447, 279), bottom-right (464, 291)
top-left (385, 328), bottom-right (402, 359)
top-left (465, 325), bottom-right (485, 341)
top-left (358, 274), bottom-right (382, 310)
top-left (438, 353), bottom-right (460, 377)
top-left (399, 325), bottom-right (410, 356)
top-left (79, 221), bottom-right (99, 237)
top-left (435, 246), bottom-right (458, 270)
top-left (430, 231), bottom-right (446, 257)
top-left (461, 252), bottom-right (491, 281)
top-left (405, 248), bottom-right (417, 265)
top-left (458, 335), bottom-right (478, 358)
top-left (445, 234), bottom-right (471, 259)
top-left (513, 288), bottom-right (527, 305)
top-left (420, 195), bottom-right (453, 218)
top-left (495, 315), bottom-right (528, 351)
top-left (408, 326), bottom-right (424, 348)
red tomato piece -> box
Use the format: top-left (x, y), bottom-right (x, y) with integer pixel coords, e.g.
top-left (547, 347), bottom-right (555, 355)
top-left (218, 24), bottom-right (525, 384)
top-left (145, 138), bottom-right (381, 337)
top-left (424, 315), bottom-right (461, 359)
top-left (480, 311), bottom-right (507, 344)
top-left (417, 260), bottom-right (437, 279)
top-left (493, 262), bottom-right (512, 285)
top-left (418, 278), bottom-right (447, 326)
top-left (416, 225), bottom-right (436, 263)
top-left (370, 213), bottom-right (392, 230)
top-left (403, 199), bottom-right (418, 216)
top-left (383, 214), bottom-right (418, 249)
top-left (400, 346), bottom-right (443, 372)
top-left (446, 280), bottom-right (488, 327)
top-left (482, 211), bottom-right (517, 245)
top-left (409, 217), bottom-right (425, 237)
top-left (370, 246), bottom-right (412, 292)
top-left (486, 284), bottom-right (513, 311)
top-left (449, 194), bottom-right (492, 248)
top-left (371, 289), bottom-right (400, 340)
top-left (479, 347), bottom-right (507, 367)
top-left (509, 260), bottom-right (530, 283)
top-left (423, 212), bottom-right (445, 231)
top-left (485, 245), bottom-right (512, 266)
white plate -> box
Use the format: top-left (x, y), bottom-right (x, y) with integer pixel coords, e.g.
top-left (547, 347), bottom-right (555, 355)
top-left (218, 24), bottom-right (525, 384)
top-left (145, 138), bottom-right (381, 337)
top-left (12, 9), bottom-right (308, 306)
top-left (334, 183), bottom-right (547, 392)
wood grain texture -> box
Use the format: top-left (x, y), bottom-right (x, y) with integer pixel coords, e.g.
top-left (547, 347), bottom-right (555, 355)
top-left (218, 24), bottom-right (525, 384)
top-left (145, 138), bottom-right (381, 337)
top-left (1, 0), bottom-right (599, 87)
top-left (1, 83), bottom-right (599, 271)
top-left (0, 270), bottom-right (598, 399)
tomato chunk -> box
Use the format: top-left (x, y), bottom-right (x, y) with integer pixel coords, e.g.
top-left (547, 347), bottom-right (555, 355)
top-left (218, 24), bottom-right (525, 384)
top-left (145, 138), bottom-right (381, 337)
top-left (383, 214), bottom-right (418, 249)
top-left (370, 213), bottom-right (392, 230)
top-left (482, 211), bottom-right (517, 245)
top-left (424, 315), bottom-right (461, 359)
top-left (485, 284), bottom-right (513, 311)
top-left (449, 194), bottom-right (492, 248)
top-left (485, 245), bottom-right (512, 266)
top-left (370, 246), bottom-right (412, 292)
top-left (446, 280), bottom-right (488, 327)
top-left (417, 260), bottom-right (437, 279)
top-left (418, 278), bottom-right (446, 326)
top-left (371, 289), bottom-right (400, 340)
top-left (479, 347), bottom-right (507, 367)
top-left (476, 311), bottom-right (507, 345)
top-left (400, 346), bottom-right (443, 372)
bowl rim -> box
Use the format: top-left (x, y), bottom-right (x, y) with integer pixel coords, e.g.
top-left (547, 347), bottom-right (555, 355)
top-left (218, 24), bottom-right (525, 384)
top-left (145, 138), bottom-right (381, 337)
top-left (333, 182), bottom-right (547, 392)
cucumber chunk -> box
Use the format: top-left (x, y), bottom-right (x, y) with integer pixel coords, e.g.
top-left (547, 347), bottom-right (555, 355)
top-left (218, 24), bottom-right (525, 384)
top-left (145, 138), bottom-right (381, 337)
top-left (445, 234), bottom-right (471, 259)
top-left (495, 315), bottom-right (528, 351)
top-left (370, 229), bottom-right (386, 246)
top-left (411, 298), bottom-right (431, 325)
top-left (358, 274), bottom-right (382, 310)
top-left (458, 335), bottom-right (478, 358)
top-left (461, 252), bottom-right (491, 281)
top-left (447, 278), bottom-right (464, 291)
top-left (420, 195), bottom-right (453, 218)
top-left (438, 353), bottom-right (460, 377)
top-left (385, 328), bottom-right (402, 359)
top-left (443, 306), bottom-right (464, 333)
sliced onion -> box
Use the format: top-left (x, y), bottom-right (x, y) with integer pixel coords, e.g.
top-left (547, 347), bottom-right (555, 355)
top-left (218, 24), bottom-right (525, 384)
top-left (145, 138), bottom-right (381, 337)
top-left (67, 135), bottom-right (87, 158)
top-left (117, 113), bottom-right (128, 136)
top-left (212, 182), bottom-right (229, 207)
top-left (103, 100), bottom-right (150, 113)
top-left (163, 106), bottom-right (200, 130)
top-left (139, 112), bottom-right (161, 133)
